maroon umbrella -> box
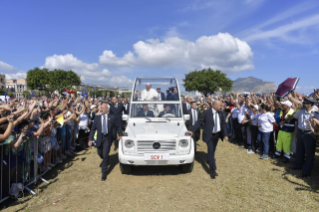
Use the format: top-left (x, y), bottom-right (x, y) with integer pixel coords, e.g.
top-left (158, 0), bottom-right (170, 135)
top-left (275, 78), bottom-right (299, 98)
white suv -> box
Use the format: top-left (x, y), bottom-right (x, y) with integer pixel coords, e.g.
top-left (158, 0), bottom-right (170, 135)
top-left (119, 78), bottom-right (194, 174)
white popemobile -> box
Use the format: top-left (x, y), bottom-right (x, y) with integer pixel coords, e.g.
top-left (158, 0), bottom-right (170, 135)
top-left (119, 78), bottom-right (194, 174)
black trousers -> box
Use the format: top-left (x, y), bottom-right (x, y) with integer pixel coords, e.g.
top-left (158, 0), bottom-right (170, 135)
top-left (237, 123), bottom-right (247, 147)
top-left (232, 118), bottom-right (239, 139)
top-left (206, 133), bottom-right (220, 171)
top-left (251, 125), bottom-right (258, 152)
top-left (295, 130), bottom-right (316, 175)
top-left (112, 120), bottom-right (122, 148)
top-left (97, 134), bottom-right (112, 174)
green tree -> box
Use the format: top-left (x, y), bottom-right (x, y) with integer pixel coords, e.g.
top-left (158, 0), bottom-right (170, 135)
top-left (26, 67), bottom-right (50, 91)
top-left (8, 92), bottom-right (14, 98)
top-left (0, 89), bottom-right (5, 95)
top-left (22, 90), bottom-right (30, 98)
top-left (48, 69), bottom-right (81, 92)
top-left (183, 68), bottom-right (233, 96)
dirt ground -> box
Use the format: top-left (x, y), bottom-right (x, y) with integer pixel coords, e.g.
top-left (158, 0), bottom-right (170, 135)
top-left (3, 138), bottom-right (319, 212)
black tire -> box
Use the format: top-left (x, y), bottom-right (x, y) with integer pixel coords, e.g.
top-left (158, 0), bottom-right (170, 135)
top-left (181, 162), bottom-right (194, 173)
top-left (120, 163), bottom-right (132, 174)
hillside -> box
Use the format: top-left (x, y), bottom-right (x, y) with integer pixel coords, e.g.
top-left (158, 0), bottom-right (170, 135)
top-left (232, 77), bottom-right (276, 93)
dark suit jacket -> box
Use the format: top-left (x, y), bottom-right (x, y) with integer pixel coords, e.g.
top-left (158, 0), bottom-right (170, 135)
top-left (156, 92), bottom-right (165, 100)
top-left (109, 103), bottom-right (125, 118)
top-left (182, 103), bottom-right (191, 114)
top-left (191, 109), bottom-right (227, 142)
top-left (158, 110), bottom-right (173, 117)
top-left (186, 109), bottom-right (200, 141)
top-left (137, 110), bottom-right (154, 117)
top-left (89, 114), bottom-right (123, 148)
top-left (123, 103), bottom-right (130, 115)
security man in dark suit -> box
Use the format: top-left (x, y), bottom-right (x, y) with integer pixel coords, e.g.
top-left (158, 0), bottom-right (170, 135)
top-left (186, 101), bottom-right (200, 151)
top-left (137, 104), bottom-right (154, 117)
top-left (109, 96), bottom-right (126, 150)
top-left (88, 102), bottom-right (123, 181)
top-left (182, 96), bottom-right (192, 114)
top-left (189, 100), bottom-right (228, 179)
top-left (122, 97), bottom-right (130, 130)
top-left (156, 87), bottom-right (166, 101)
top-left (281, 97), bottom-right (319, 177)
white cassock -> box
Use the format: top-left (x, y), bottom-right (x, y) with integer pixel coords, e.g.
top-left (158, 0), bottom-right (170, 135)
top-left (141, 88), bottom-right (158, 100)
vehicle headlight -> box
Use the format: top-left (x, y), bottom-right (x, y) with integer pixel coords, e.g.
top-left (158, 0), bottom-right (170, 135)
top-left (179, 139), bottom-right (189, 148)
top-left (124, 140), bottom-right (134, 148)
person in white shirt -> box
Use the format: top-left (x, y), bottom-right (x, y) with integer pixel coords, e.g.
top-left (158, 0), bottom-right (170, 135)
top-left (140, 83), bottom-right (158, 101)
top-left (258, 104), bottom-right (277, 159)
top-left (237, 98), bottom-right (248, 148)
top-left (226, 105), bottom-right (239, 141)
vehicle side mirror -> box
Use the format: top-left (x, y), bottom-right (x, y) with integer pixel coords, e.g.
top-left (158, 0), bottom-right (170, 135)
top-left (122, 114), bottom-right (128, 121)
top-left (183, 114), bottom-right (190, 121)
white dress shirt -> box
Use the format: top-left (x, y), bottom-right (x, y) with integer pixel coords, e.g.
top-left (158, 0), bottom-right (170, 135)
top-left (186, 103), bottom-right (190, 110)
top-left (212, 109), bottom-right (221, 133)
top-left (192, 108), bottom-right (197, 126)
top-left (101, 113), bottom-right (108, 134)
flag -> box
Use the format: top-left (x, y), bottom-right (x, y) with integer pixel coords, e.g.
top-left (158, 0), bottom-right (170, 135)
top-left (56, 115), bottom-right (64, 127)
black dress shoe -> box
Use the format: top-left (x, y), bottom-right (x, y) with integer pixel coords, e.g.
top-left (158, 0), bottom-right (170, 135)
top-left (101, 172), bottom-right (107, 181)
top-left (100, 162), bottom-right (103, 167)
top-left (113, 146), bottom-right (118, 151)
top-left (300, 173), bottom-right (311, 178)
top-left (282, 157), bottom-right (289, 163)
top-left (290, 167), bottom-right (302, 170)
top-left (210, 171), bottom-right (217, 179)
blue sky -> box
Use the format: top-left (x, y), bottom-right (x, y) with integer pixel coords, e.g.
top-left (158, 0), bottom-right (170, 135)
top-left (0, 0), bottom-right (318, 94)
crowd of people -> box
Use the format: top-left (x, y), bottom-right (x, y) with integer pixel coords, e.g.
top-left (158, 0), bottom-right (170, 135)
top-left (183, 90), bottom-right (319, 178)
top-left (1, 84), bottom-right (319, 203)
top-left (0, 93), bottom-right (130, 201)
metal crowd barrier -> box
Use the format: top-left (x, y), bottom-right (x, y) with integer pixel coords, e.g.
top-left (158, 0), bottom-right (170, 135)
top-left (0, 124), bottom-right (78, 205)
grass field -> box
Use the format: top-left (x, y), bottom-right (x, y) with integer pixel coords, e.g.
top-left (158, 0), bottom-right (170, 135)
top-left (3, 138), bottom-right (319, 212)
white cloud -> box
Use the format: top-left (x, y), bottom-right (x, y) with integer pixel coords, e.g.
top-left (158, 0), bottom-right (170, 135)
top-left (5, 71), bottom-right (27, 80)
top-left (0, 60), bottom-right (16, 72)
top-left (99, 33), bottom-right (254, 73)
top-left (241, 0), bottom-right (319, 43)
top-left (244, 14), bottom-right (319, 43)
top-left (42, 54), bottom-right (133, 87)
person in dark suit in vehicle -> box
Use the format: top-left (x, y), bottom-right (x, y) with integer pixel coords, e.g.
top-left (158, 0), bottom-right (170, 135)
top-left (109, 96), bottom-right (125, 150)
top-left (159, 104), bottom-right (173, 117)
top-left (156, 87), bottom-right (166, 101)
top-left (137, 104), bottom-right (154, 117)
top-left (186, 101), bottom-right (200, 151)
top-left (88, 102), bottom-right (123, 181)
top-left (189, 100), bottom-right (228, 179)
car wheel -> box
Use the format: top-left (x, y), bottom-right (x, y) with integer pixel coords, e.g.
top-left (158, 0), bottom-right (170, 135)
top-left (181, 162), bottom-right (194, 173)
top-left (120, 163), bottom-right (132, 174)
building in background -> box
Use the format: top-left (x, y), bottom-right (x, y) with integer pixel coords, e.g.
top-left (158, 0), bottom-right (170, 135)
top-left (6, 78), bottom-right (28, 98)
top-left (0, 74), bottom-right (5, 90)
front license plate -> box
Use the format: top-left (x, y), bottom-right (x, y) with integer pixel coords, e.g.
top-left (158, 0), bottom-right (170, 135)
top-left (144, 153), bottom-right (170, 160)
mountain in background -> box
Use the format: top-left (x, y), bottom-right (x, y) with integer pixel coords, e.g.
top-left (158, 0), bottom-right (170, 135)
top-left (232, 77), bottom-right (277, 93)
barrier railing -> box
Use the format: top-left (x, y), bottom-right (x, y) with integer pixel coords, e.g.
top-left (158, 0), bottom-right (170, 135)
top-left (0, 123), bottom-right (80, 206)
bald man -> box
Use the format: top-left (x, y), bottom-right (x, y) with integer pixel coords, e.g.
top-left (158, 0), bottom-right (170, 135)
top-left (189, 100), bottom-right (228, 179)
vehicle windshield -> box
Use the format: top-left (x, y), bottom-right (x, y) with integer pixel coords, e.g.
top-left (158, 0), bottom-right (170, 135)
top-left (132, 78), bottom-right (179, 101)
top-left (130, 103), bottom-right (182, 118)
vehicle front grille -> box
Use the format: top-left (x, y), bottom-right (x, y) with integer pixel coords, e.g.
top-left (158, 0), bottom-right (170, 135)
top-left (137, 140), bottom-right (176, 153)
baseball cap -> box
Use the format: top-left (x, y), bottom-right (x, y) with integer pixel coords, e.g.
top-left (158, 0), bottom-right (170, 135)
top-left (280, 100), bottom-right (292, 107)
top-left (252, 104), bottom-right (259, 110)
